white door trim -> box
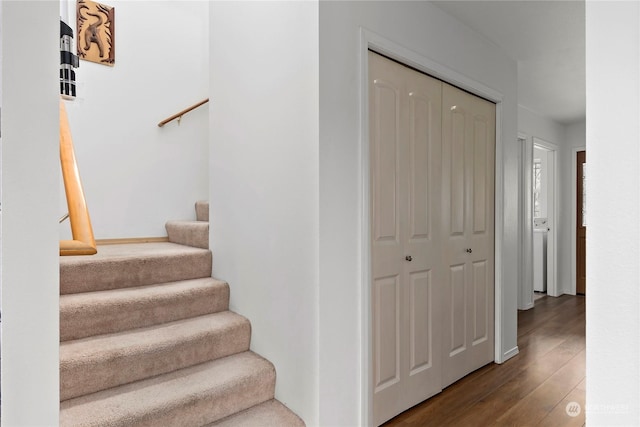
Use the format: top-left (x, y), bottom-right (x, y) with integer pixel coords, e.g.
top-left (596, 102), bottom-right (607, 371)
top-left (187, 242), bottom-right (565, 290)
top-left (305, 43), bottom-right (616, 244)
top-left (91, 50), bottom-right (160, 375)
top-left (532, 137), bottom-right (560, 297)
top-left (518, 133), bottom-right (534, 310)
top-left (570, 146), bottom-right (586, 295)
top-left (359, 28), bottom-right (507, 426)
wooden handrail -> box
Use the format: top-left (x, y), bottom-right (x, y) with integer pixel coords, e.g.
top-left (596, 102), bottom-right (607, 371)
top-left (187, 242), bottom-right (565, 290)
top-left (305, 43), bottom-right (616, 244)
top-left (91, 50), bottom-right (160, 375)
top-left (59, 99), bottom-right (97, 256)
top-left (157, 98), bottom-right (209, 127)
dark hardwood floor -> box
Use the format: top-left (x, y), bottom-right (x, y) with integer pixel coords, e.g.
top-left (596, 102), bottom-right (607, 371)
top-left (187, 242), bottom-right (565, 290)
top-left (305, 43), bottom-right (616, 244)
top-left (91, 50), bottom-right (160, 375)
top-left (383, 294), bottom-right (586, 426)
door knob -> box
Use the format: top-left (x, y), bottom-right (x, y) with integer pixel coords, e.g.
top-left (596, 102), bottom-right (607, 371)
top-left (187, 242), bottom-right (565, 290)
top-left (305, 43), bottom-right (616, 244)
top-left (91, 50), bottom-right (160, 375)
top-left (465, 248), bottom-right (473, 254)
top-left (405, 255), bottom-right (412, 262)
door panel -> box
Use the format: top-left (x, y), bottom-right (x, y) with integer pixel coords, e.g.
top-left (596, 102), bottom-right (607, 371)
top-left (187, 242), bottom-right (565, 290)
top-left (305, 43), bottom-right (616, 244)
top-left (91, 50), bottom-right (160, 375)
top-left (441, 84), bottom-right (471, 386)
top-left (409, 270), bottom-right (432, 373)
top-left (370, 51), bottom-right (443, 426)
top-left (374, 275), bottom-right (400, 391)
top-left (372, 81), bottom-right (400, 243)
top-left (442, 83), bottom-right (495, 387)
top-left (448, 264), bottom-right (467, 357)
top-left (473, 118), bottom-right (488, 233)
top-left (472, 260), bottom-right (488, 344)
top-left (401, 57), bottom-right (444, 418)
top-left (370, 55), bottom-right (405, 417)
top-left (450, 109), bottom-right (466, 236)
top-left (409, 93), bottom-right (432, 239)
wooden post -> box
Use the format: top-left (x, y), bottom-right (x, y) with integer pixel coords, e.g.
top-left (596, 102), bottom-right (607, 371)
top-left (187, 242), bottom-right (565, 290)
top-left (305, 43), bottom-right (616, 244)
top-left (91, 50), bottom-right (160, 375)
top-left (59, 99), bottom-right (97, 255)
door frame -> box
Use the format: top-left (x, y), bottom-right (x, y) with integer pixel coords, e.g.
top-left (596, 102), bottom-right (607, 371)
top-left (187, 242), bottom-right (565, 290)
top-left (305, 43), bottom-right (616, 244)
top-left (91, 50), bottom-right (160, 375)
top-left (532, 138), bottom-right (560, 297)
top-left (518, 133), bottom-right (534, 310)
top-left (359, 29), bottom-right (507, 426)
top-left (571, 146), bottom-right (586, 295)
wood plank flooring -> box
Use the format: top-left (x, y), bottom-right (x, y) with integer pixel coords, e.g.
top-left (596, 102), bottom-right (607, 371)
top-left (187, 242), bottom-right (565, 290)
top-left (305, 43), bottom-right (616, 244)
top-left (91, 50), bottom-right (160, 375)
top-left (383, 294), bottom-right (585, 427)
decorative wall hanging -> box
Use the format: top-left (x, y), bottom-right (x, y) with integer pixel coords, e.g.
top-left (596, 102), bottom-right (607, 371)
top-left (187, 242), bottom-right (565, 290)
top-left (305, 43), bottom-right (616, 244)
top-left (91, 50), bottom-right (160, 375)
top-left (60, 20), bottom-right (80, 98)
top-left (77, 0), bottom-right (115, 66)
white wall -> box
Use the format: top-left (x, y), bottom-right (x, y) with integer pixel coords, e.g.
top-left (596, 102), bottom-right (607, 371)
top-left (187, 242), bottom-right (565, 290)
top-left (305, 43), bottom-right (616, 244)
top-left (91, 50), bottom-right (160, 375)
top-left (320, 2), bottom-right (518, 424)
top-left (209, 2), bottom-right (319, 425)
top-left (0, 0), bottom-right (3, 314)
top-left (62, 1), bottom-right (209, 240)
top-left (518, 105), bottom-right (565, 145)
top-left (586, 2), bottom-right (640, 424)
top-left (1, 1), bottom-right (60, 424)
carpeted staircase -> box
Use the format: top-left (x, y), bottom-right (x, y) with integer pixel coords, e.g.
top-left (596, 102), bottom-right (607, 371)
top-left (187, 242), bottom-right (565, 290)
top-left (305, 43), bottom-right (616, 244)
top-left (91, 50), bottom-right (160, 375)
top-left (59, 201), bottom-right (305, 427)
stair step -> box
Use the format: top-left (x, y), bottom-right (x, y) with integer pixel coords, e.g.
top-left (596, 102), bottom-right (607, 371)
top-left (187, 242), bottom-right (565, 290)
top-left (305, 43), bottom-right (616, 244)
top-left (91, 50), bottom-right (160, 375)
top-left (60, 351), bottom-right (275, 427)
top-left (60, 278), bottom-right (230, 341)
top-left (196, 200), bottom-right (209, 222)
top-left (166, 220), bottom-right (209, 249)
top-left (61, 311), bottom-right (251, 401)
top-left (207, 399), bottom-right (305, 427)
top-left (60, 242), bottom-right (212, 294)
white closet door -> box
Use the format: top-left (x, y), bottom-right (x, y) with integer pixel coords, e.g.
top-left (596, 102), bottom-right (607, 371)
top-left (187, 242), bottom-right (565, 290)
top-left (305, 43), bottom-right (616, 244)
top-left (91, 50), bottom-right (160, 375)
top-left (441, 83), bottom-right (495, 388)
top-left (369, 51), bottom-right (444, 426)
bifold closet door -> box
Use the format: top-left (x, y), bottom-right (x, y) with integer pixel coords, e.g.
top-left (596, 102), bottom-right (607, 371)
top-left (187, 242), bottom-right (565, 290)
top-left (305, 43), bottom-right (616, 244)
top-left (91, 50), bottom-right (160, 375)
top-left (369, 52), bottom-right (496, 426)
top-left (441, 83), bottom-right (495, 388)
top-left (369, 51), bottom-right (444, 426)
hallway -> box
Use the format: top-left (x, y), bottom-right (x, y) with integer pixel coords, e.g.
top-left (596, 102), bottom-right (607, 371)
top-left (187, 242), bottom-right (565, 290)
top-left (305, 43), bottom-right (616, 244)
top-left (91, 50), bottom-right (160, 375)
top-left (383, 295), bottom-right (585, 426)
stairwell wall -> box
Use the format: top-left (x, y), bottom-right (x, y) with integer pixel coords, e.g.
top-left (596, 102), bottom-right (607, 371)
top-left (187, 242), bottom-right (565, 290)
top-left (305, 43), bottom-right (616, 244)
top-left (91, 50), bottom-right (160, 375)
top-left (209, 2), bottom-right (319, 425)
top-left (61, 0), bottom-right (209, 240)
top-left (1, 1), bottom-right (60, 424)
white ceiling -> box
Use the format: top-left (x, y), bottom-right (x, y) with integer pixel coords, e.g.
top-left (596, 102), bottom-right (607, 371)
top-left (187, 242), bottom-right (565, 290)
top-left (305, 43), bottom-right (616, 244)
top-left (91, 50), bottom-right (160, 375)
top-left (432, 0), bottom-right (585, 125)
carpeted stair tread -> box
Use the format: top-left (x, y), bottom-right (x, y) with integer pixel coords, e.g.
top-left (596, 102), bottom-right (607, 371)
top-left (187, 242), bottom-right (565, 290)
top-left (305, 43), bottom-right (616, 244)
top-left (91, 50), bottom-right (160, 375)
top-left (60, 242), bottom-right (212, 294)
top-left (196, 200), bottom-right (209, 222)
top-left (166, 220), bottom-right (209, 249)
top-left (60, 278), bottom-right (230, 341)
top-left (61, 311), bottom-right (251, 401)
top-left (206, 399), bottom-right (305, 427)
top-left (60, 351), bottom-right (275, 427)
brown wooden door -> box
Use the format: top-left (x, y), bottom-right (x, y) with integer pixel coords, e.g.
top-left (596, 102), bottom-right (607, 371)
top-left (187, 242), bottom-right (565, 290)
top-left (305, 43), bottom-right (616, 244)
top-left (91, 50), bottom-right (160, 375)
top-left (576, 151), bottom-right (586, 294)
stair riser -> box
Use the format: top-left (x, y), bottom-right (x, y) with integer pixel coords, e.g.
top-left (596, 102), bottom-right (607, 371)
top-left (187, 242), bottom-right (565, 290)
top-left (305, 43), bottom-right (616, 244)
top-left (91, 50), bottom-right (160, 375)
top-left (166, 221), bottom-right (209, 249)
top-left (196, 201), bottom-right (209, 222)
top-left (60, 251), bottom-right (212, 294)
top-left (61, 320), bottom-right (251, 401)
top-left (60, 281), bottom-right (229, 341)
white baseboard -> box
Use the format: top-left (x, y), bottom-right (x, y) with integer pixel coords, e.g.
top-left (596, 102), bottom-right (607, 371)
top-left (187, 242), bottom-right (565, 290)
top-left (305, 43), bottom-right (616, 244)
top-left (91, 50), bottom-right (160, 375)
top-left (520, 302), bottom-right (534, 310)
top-left (96, 236), bottom-right (169, 245)
top-left (502, 346), bottom-right (519, 363)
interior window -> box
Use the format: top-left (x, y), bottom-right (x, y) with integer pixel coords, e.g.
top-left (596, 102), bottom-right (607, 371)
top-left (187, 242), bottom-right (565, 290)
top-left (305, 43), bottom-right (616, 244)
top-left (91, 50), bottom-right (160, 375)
top-left (533, 159), bottom-right (542, 218)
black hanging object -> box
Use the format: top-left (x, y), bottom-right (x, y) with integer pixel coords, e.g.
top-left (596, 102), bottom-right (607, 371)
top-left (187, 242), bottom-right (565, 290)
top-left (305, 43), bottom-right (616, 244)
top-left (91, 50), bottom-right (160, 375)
top-left (60, 20), bottom-right (79, 99)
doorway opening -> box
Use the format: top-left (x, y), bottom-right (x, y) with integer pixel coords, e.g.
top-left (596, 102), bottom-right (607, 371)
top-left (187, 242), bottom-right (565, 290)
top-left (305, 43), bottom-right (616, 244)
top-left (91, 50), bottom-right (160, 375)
top-left (532, 138), bottom-right (559, 298)
top-left (576, 150), bottom-right (586, 295)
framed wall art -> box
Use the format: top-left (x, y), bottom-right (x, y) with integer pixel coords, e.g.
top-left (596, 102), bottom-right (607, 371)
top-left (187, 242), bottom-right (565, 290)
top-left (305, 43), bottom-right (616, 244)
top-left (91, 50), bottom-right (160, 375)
top-left (77, 0), bottom-right (115, 66)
